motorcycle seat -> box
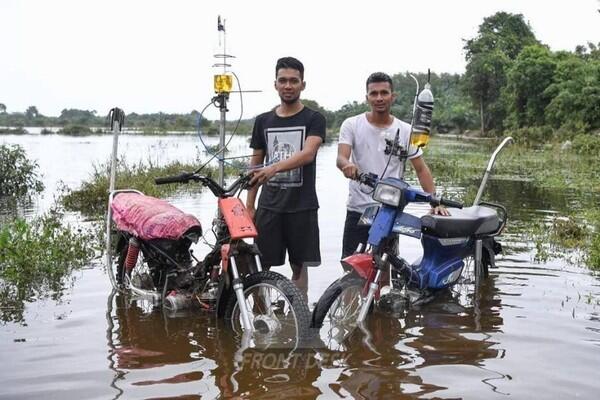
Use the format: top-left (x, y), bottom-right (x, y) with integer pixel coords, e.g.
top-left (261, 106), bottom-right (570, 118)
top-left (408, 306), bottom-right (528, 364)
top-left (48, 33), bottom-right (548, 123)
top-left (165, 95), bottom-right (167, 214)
top-left (111, 192), bottom-right (202, 241)
top-left (420, 206), bottom-right (501, 238)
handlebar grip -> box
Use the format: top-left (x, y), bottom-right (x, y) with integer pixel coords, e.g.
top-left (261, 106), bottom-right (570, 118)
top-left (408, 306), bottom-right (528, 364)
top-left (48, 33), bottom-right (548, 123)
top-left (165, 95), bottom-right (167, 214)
top-left (439, 197), bottom-right (463, 209)
top-left (154, 172), bottom-right (193, 185)
top-left (357, 172), bottom-right (378, 188)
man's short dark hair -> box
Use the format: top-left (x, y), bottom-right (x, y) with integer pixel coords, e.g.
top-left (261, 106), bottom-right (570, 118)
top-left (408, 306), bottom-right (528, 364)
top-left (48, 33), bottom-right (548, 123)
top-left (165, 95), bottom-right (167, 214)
top-left (276, 57), bottom-right (304, 80)
top-left (366, 72), bottom-right (393, 91)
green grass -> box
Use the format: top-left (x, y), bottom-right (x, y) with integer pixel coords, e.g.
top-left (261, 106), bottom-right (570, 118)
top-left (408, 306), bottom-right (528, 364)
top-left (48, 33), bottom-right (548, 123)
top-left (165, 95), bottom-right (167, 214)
top-left (60, 158), bottom-right (246, 216)
top-left (422, 135), bottom-right (600, 269)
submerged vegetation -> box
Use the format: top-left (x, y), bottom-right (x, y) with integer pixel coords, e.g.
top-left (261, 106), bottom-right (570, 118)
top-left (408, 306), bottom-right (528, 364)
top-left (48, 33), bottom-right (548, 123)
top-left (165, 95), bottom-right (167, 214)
top-left (0, 208), bottom-right (96, 323)
top-left (0, 144), bottom-right (44, 196)
top-left (419, 136), bottom-right (600, 269)
top-left (0, 146), bottom-right (97, 323)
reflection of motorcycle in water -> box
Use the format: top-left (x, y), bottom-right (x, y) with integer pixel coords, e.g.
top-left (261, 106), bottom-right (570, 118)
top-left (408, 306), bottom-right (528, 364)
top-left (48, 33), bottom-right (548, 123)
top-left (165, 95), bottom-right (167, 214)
top-left (106, 293), bottom-right (322, 398)
top-left (312, 275), bottom-right (505, 399)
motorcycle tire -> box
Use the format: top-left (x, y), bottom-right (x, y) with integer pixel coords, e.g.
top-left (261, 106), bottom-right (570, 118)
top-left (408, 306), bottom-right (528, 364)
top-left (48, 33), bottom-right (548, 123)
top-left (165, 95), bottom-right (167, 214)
top-left (224, 270), bottom-right (312, 347)
top-left (311, 272), bottom-right (373, 329)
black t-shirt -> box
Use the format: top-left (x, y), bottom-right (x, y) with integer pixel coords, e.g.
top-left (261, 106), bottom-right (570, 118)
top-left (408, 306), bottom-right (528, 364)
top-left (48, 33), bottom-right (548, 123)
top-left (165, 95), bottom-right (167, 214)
top-left (250, 106), bottom-right (326, 213)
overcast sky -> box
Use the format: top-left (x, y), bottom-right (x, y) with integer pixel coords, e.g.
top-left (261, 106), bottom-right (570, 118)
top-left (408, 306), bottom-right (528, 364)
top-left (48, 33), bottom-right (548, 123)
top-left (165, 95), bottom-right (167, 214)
top-left (1, 0), bottom-right (599, 120)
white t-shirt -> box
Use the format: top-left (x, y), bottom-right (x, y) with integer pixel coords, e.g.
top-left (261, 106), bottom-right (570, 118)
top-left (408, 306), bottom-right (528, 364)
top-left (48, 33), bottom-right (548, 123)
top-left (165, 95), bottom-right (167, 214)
top-left (338, 113), bottom-right (422, 213)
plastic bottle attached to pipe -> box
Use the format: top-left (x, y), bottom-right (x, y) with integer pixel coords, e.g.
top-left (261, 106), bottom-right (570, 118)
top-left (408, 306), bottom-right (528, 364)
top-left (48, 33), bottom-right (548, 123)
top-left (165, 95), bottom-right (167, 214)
top-left (411, 79), bottom-right (434, 148)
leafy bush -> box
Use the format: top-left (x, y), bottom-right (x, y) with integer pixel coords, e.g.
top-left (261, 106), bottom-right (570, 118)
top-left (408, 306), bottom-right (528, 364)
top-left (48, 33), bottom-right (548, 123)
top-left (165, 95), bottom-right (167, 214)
top-left (0, 127), bottom-right (27, 134)
top-left (60, 159), bottom-right (238, 216)
top-left (0, 208), bottom-right (96, 323)
top-left (571, 134), bottom-right (600, 155)
top-left (510, 126), bottom-right (553, 147)
top-left (589, 234), bottom-right (600, 270)
top-left (57, 125), bottom-right (93, 135)
top-left (0, 144), bottom-right (44, 196)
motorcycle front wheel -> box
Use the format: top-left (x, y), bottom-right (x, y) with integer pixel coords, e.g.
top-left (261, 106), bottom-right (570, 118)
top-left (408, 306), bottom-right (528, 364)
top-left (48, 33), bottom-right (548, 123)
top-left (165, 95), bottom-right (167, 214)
top-left (310, 272), bottom-right (373, 348)
top-left (224, 271), bottom-right (311, 349)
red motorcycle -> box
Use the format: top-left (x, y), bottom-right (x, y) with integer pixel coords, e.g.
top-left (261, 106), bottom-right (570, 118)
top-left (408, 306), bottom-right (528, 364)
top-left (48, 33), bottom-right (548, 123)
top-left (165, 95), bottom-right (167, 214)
top-left (107, 171), bottom-right (311, 346)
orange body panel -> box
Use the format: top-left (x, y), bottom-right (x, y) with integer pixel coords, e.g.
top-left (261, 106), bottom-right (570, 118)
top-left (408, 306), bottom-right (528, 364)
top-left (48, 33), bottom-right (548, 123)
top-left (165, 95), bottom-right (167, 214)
top-left (218, 197), bottom-right (258, 239)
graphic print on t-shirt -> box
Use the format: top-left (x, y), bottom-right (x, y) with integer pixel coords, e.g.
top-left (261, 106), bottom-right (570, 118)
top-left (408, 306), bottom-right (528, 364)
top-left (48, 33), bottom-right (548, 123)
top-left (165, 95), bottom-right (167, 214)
top-left (265, 126), bottom-right (305, 187)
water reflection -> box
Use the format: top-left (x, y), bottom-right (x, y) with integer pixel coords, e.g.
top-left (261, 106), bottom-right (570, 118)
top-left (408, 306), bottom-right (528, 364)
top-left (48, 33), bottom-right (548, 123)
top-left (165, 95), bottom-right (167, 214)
top-left (313, 277), bottom-right (505, 398)
top-left (106, 291), bottom-right (323, 398)
top-left (104, 274), bottom-right (507, 399)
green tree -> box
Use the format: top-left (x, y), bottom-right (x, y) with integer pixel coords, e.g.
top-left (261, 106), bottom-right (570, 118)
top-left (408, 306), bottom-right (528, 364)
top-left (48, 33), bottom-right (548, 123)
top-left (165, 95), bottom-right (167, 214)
top-left (0, 103), bottom-right (6, 114)
top-left (58, 109), bottom-right (101, 126)
top-left (463, 12), bottom-right (538, 133)
top-left (544, 51), bottom-right (600, 131)
top-left (302, 99), bottom-right (335, 129)
top-left (504, 45), bottom-right (557, 128)
top-left (25, 106), bottom-right (39, 120)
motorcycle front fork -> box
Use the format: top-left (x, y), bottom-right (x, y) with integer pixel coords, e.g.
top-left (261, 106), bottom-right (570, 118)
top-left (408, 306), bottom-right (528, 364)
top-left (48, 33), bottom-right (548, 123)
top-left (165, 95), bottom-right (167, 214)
top-left (229, 254), bottom-right (263, 332)
top-left (357, 253), bottom-right (388, 323)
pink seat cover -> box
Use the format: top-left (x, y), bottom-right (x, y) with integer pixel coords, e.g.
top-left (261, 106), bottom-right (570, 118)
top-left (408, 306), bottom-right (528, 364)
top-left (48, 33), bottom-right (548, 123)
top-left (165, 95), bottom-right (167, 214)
top-left (111, 193), bottom-right (201, 240)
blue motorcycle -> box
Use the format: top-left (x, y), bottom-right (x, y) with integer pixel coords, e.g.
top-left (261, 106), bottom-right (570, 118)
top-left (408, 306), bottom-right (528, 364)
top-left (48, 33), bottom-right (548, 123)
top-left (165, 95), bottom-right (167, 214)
top-left (312, 137), bottom-right (512, 330)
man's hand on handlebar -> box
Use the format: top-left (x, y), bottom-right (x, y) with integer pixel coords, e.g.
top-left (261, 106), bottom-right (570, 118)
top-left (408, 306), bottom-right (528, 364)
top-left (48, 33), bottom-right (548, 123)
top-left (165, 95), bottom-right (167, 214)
top-left (249, 165), bottom-right (278, 186)
top-left (341, 163), bottom-right (359, 179)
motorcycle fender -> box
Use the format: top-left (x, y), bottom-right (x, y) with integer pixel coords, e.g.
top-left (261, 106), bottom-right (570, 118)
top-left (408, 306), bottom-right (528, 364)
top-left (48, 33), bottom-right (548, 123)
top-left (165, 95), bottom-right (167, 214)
top-left (218, 197), bottom-right (258, 240)
top-left (341, 253), bottom-right (374, 280)
top-left (341, 254), bottom-right (385, 299)
top-left (220, 244), bottom-right (230, 273)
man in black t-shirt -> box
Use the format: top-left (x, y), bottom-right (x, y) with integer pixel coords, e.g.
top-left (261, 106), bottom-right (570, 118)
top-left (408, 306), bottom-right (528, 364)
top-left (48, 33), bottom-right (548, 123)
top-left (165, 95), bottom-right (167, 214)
top-left (247, 57), bottom-right (326, 297)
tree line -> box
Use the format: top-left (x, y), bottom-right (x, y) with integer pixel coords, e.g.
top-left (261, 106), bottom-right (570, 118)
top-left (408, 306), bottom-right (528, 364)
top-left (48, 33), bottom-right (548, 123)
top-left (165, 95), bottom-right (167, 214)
top-left (1, 12), bottom-right (598, 139)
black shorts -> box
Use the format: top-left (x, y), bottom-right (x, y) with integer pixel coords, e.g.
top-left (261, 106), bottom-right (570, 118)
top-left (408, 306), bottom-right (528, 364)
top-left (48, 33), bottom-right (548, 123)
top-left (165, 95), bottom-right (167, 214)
top-left (342, 210), bottom-right (371, 259)
top-left (255, 208), bottom-right (321, 268)
top-left (342, 210), bottom-right (398, 259)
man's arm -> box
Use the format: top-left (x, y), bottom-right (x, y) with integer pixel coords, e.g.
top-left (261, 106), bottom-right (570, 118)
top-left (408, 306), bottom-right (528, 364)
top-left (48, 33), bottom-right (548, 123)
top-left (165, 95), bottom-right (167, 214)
top-left (337, 143), bottom-right (358, 179)
top-left (246, 148), bottom-right (265, 218)
top-left (410, 156), bottom-right (450, 216)
top-left (410, 156), bottom-right (435, 193)
top-left (249, 136), bottom-right (323, 185)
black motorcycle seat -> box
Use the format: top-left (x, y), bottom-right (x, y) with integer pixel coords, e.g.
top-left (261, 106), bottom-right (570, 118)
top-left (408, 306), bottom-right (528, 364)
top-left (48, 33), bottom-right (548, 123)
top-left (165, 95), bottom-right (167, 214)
top-left (421, 206), bottom-right (501, 238)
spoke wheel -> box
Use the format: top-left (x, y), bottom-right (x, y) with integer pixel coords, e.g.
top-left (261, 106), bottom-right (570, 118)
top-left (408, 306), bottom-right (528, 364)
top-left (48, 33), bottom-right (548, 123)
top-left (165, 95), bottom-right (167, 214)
top-left (115, 243), bottom-right (160, 307)
top-left (311, 273), bottom-right (372, 349)
top-left (225, 271), bottom-right (311, 349)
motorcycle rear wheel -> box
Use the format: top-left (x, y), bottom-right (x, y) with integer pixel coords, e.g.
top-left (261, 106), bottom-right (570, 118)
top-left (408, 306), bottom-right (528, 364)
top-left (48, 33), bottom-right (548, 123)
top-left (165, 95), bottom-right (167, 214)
top-left (460, 255), bottom-right (490, 285)
top-left (224, 271), bottom-right (311, 349)
top-left (116, 243), bottom-right (156, 294)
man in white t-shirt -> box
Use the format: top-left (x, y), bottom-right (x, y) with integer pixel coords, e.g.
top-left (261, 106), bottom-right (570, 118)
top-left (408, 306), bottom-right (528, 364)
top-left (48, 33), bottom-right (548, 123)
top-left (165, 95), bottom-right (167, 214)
top-left (336, 72), bottom-right (449, 260)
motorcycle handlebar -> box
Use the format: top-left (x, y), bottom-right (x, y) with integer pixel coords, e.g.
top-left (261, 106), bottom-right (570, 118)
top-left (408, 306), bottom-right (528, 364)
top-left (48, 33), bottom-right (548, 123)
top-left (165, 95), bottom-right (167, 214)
top-left (357, 172), bottom-right (378, 188)
top-left (154, 171), bottom-right (253, 198)
top-left (431, 196), bottom-right (464, 209)
top-left (154, 172), bottom-right (194, 185)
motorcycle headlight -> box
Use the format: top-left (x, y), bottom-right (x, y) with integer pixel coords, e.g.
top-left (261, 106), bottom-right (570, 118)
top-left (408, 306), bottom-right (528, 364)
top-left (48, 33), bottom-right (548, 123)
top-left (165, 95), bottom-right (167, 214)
top-left (373, 182), bottom-right (403, 207)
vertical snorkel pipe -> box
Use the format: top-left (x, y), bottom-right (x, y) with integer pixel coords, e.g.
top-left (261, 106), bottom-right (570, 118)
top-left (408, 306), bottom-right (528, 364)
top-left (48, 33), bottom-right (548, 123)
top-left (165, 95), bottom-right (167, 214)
top-left (402, 73), bottom-right (421, 176)
top-left (473, 136), bottom-right (514, 206)
top-left (106, 107), bottom-right (125, 291)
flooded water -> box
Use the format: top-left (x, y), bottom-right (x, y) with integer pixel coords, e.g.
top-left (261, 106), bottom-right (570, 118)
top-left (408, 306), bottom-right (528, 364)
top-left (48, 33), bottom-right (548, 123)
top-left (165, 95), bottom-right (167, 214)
top-left (1, 133), bottom-right (599, 399)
